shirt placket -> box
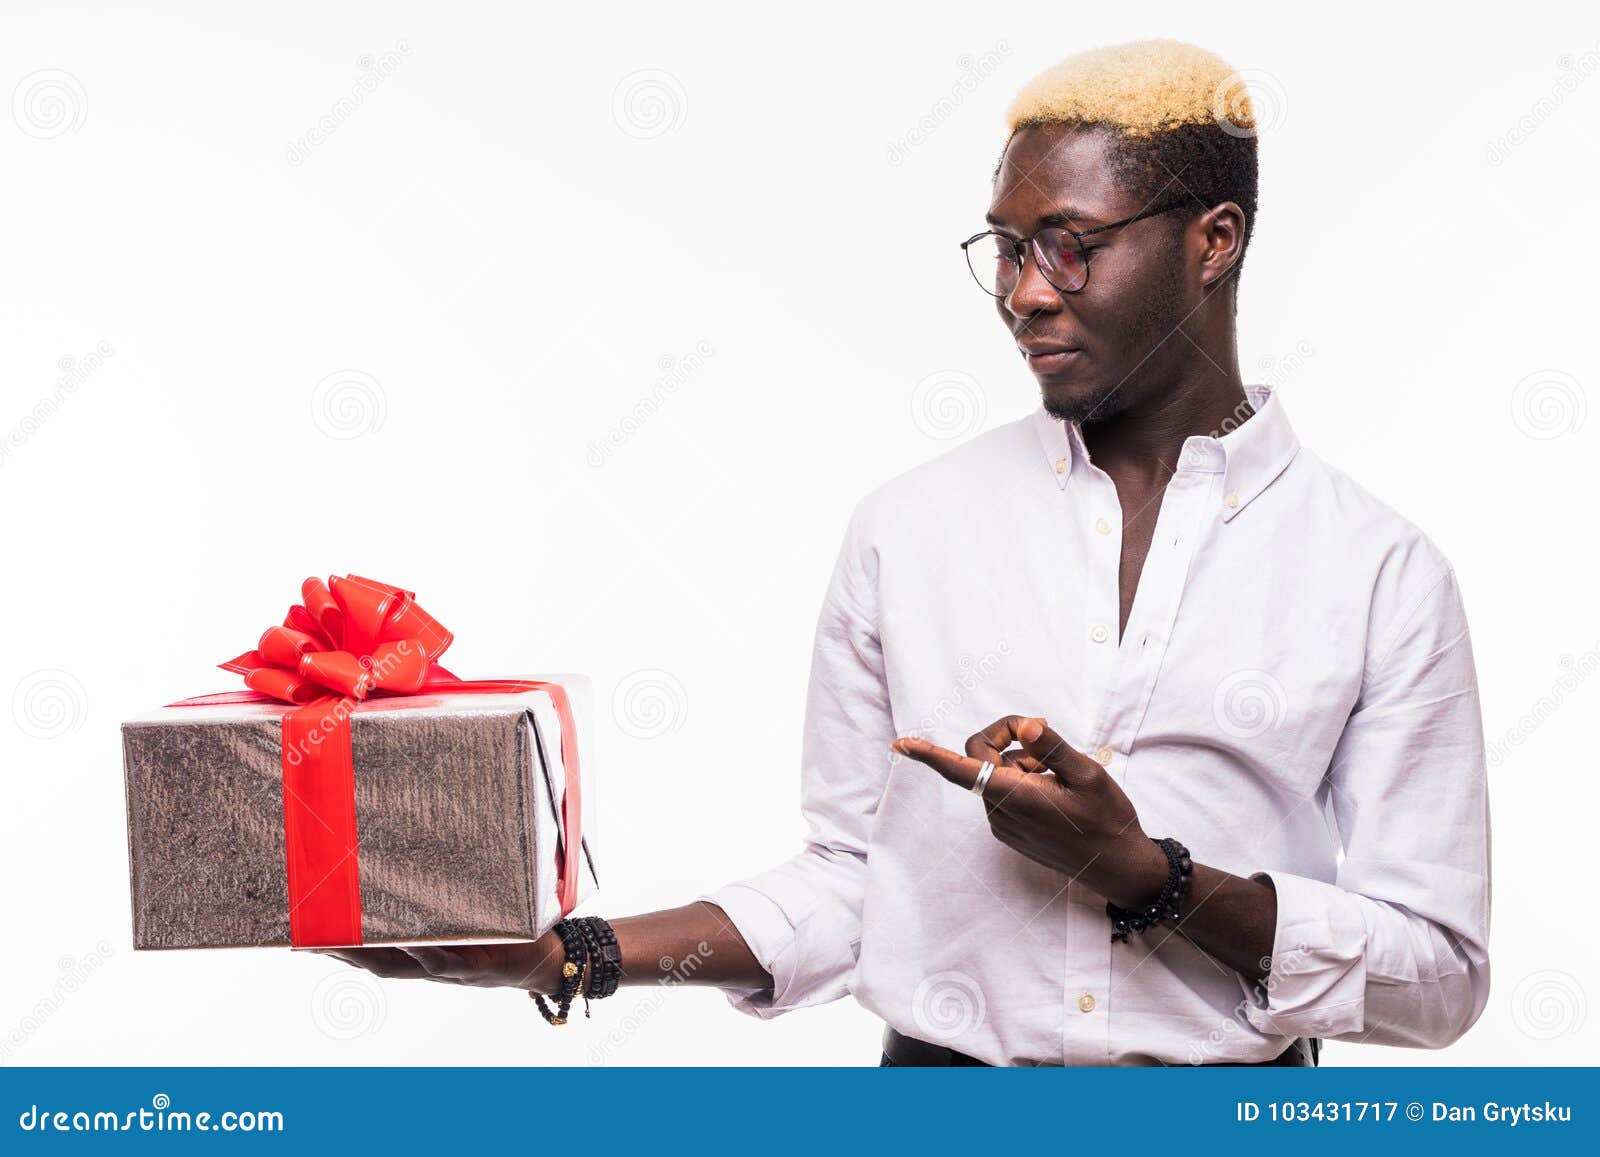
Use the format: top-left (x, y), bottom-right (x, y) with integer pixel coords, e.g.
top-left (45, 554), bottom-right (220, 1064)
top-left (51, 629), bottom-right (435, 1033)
top-left (1059, 458), bottom-right (1220, 1064)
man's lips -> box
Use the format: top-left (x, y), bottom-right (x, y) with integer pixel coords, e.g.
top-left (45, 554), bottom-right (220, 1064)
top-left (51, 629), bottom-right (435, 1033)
top-left (1017, 340), bottom-right (1080, 356)
top-left (1019, 343), bottom-right (1083, 370)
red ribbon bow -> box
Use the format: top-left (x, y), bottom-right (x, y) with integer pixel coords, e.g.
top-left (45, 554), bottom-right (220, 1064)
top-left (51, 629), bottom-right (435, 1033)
top-left (220, 574), bottom-right (456, 705)
top-left (170, 574), bottom-right (582, 948)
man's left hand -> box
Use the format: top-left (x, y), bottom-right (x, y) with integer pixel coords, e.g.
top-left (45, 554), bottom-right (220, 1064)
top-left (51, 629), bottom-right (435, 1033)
top-left (892, 716), bottom-right (1168, 910)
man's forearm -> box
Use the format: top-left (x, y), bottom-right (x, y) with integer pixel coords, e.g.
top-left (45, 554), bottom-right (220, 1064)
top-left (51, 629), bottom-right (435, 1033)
top-left (612, 901), bottom-right (771, 988)
top-left (1159, 863), bottom-right (1276, 987)
top-left (523, 901), bottom-right (772, 993)
top-left (599, 876), bottom-right (1273, 995)
top-left (610, 875), bottom-right (1274, 994)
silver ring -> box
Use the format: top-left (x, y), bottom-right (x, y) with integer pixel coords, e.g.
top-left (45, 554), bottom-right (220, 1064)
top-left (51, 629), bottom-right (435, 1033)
top-left (970, 761), bottom-right (995, 796)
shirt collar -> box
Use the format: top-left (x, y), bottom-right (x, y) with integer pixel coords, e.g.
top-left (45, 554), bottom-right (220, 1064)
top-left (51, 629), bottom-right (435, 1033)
top-left (1030, 383), bottom-right (1300, 522)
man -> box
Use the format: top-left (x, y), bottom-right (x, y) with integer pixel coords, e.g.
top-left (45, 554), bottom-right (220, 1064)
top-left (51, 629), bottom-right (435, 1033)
top-left (328, 38), bottom-right (1491, 1066)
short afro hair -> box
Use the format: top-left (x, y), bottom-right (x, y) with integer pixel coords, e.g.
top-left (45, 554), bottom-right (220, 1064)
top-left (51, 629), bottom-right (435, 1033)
top-left (998, 39), bottom-right (1259, 288)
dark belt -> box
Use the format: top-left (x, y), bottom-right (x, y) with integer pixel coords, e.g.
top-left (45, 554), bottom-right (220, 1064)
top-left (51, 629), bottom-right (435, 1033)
top-left (881, 1026), bottom-right (1319, 1067)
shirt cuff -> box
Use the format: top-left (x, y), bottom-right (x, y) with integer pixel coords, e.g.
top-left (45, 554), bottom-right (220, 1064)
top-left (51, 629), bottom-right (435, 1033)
top-left (1235, 869), bottom-right (1369, 1039)
top-left (697, 883), bottom-right (805, 1020)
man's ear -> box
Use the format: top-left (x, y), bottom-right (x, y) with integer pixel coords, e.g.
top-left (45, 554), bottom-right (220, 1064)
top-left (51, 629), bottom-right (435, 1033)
top-left (1195, 201), bottom-right (1246, 291)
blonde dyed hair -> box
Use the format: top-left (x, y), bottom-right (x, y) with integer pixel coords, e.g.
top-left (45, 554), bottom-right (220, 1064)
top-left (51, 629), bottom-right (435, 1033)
top-left (1004, 39), bottom-right (1252, 139)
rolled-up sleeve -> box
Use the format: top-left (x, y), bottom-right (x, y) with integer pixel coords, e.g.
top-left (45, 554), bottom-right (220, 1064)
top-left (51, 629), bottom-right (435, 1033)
top-left (698, 501), bottom-right (894, 1018)
top-left (1237, 563), bottom-right (1492, 1048)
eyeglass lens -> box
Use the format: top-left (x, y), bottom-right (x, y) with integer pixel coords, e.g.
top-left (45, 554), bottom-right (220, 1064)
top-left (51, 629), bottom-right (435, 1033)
top-left (967, 230), bottom-right (1089, 296)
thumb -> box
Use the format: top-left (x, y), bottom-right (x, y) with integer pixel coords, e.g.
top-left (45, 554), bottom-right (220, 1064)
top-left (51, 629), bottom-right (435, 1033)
top-left (1017, 717), bottom-right (1086, 778)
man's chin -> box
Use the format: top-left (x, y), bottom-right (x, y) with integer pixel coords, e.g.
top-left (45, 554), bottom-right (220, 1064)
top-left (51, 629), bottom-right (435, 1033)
top-left (1040, 379), bottom-right (1123, 426)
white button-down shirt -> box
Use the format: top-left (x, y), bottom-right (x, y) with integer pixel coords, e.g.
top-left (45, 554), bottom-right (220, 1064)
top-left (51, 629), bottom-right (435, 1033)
top-left (701, 384), bottom-right (1491, 1065)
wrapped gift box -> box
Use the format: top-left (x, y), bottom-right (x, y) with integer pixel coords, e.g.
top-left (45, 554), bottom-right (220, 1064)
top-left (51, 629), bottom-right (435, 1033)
top-left (121, 679), bottom-right (596, 950)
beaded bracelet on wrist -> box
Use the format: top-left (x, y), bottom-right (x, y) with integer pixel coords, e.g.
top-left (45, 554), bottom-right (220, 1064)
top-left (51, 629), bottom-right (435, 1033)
top-left (1106, 837), bottom-right (1192, 943)
top-left (530, 917), bottom-right (589, 1024)
top-left (573, 918), bottom-right (602, 1018)
top-left (531, 916), bottom-right (622, 1025)
top-left (577, 916), bottom-right (622, 998)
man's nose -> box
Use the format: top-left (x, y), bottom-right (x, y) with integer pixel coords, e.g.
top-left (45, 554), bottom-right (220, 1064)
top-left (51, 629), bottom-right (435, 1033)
top-left (1002, 247), bottom-right (1064, 317)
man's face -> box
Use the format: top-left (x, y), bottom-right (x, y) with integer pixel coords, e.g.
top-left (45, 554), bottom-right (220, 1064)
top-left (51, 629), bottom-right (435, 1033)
top-left (987, 124), bottom-right (1194, 425)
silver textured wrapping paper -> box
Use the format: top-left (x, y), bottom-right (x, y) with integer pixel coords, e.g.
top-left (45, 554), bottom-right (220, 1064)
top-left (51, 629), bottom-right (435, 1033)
top-left (120, 680), bottom-right (596, 950)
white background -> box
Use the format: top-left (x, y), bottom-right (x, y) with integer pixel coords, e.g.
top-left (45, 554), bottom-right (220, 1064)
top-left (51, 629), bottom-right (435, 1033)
top-left (2, 1), bottom-right (1596, 1067)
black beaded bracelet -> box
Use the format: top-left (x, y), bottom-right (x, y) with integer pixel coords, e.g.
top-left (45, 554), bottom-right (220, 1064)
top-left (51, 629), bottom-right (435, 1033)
top-left (1106, 837), bottom-right (1192, 943)
top-left (572, 918), bottom-right (602, 1019)
top-left (531, 917), bottom-right (621, 1025)
top-left (530, 917), bottom-right (589, 1025)
top-left (576, 916), bottom-right (621, 999)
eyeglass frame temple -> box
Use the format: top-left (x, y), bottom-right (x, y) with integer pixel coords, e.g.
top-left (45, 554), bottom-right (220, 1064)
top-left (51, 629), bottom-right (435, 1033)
top-left (1070, 197), bottom-right (1193, 240)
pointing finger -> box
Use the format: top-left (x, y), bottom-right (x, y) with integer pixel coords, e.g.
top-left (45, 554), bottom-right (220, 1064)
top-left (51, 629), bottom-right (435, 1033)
top-left (892, 735), bottom-right (1025, 801)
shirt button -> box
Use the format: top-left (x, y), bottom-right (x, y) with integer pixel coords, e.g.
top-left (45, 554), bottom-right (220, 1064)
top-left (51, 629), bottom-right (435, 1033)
top-left (1089, 625), bottom-right (1109, 643)
top-left (1054, 458), bottom-right (1069, 475)
top-left (1224, 491), bottom-right (1239, 509)
top-left (1093, 517), bottom-right (1110, 535)
top-left (1078, 993), bottom-right (1096, 1013)
top-left (1094, 746), bottom-right (1113, 766)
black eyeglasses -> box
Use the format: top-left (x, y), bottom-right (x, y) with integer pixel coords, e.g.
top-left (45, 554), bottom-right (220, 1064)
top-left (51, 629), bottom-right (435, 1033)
top-left (960, 199), bottom-right (1192, 298)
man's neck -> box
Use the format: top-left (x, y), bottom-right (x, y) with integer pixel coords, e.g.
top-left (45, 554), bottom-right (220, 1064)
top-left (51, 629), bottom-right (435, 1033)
top-left (1080, 371), bottom-right (1254, 485)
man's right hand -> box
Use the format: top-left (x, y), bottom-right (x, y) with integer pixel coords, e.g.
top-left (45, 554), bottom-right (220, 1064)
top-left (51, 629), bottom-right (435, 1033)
top-left (318, 933), bottom-right (565, 993)
top-left (313, 902), bottom-right (771, 996)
